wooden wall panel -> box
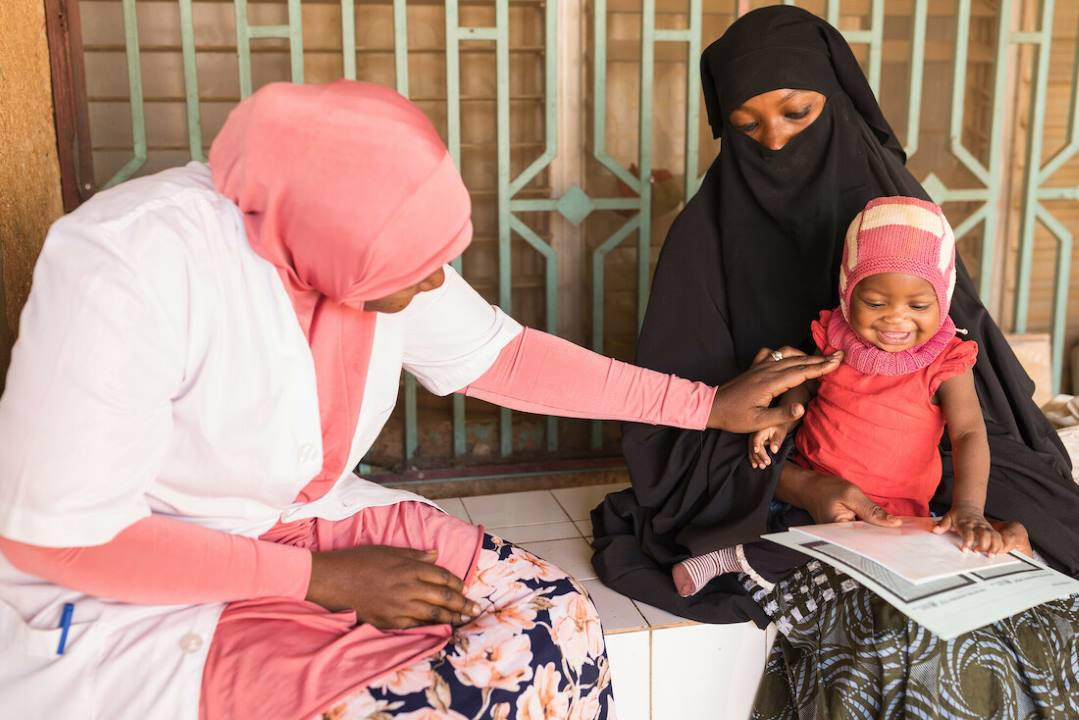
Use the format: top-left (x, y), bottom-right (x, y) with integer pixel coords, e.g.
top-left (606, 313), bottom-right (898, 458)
top-left (1, 0), bottom-right (66, 390)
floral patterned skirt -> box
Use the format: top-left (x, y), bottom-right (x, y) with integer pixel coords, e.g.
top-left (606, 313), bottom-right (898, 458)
top-left (319, 534), bottom-right (615, 720)
top-left (745, 561), bottom-right (1079, 720)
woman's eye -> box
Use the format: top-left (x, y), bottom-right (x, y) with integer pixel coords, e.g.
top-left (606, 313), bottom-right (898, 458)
top-left (785, 106), bottom-right (812, 121)
top-left (735, 121), bottom-right (759, 133)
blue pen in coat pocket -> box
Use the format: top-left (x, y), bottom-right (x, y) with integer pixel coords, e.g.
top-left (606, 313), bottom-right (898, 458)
top-left (56, 603), bottom-right (74, 655)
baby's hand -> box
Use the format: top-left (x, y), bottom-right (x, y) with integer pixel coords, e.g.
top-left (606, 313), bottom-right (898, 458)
top-left (748, 426), bottom-right (787, 470)
top-left (932, 505), bottom-right (1003, 555)
top-left (991, 520), bottom-right (1034, 559)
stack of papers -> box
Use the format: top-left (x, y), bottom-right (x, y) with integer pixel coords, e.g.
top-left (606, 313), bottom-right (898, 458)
top-left (794, 517), bottom-right (1023, 583)
top-left (762, 519), bottom-right (1079, 639)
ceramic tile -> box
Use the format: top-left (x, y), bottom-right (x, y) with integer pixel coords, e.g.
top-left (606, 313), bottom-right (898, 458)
top-left (728, 623), bottom-right (769, 719)
top-left (651, 622), bottom-right (767, 720)
top-left (633, 599), bottom-right (697, 630)
top-left (581, 579), bottom-right (648, 634)
top-left (490, 521), bottom-right (581, 544)
top-left (436, 498), bottom-right (471, 524)
top-left (603, 630), bottom-right (650, 720)
top-left (575, 519), bottom-right (592, 538)
top-left (521, 537), bottom-right (597, 581)
top-left (551, 482), bottom-right (629, 521)
top-left (461, 490), bottom-right (569, 528)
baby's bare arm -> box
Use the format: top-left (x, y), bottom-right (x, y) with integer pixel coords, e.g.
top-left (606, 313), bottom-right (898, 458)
top-left (937, 369), bottom-right (989, 511)
top-left (935, 369), bottom-right (999, 553)
top-left (747, 378), bottom-right (818, 469)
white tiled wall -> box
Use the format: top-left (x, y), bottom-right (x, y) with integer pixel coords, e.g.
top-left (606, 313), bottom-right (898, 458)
top-left (439, 485), bottom-right (773, 720)
top-left (651, 622), bottom-right (767, 720)
top-left (603, 631), bottom-right (651, 720)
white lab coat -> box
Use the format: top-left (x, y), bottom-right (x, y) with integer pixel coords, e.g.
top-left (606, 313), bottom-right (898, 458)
top-left (0, 163), bottom-right (521, 718)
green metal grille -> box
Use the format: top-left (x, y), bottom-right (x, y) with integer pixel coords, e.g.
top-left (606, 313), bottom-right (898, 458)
top-left (1015, 0), bottom-right (1076, 395)
top-left (79, 0), bottom-right (1079, 474)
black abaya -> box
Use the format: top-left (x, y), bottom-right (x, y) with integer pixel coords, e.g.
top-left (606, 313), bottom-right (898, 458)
top-left (591, 5), bottom-right (1078, 625)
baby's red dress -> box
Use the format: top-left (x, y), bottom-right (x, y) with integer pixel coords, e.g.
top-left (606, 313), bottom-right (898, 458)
top-left (794, 310), bottom-right (979, 517)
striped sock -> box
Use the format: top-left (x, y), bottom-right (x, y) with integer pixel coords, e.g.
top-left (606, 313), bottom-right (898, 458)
top-left (672, 546), bottom-right (743, 597)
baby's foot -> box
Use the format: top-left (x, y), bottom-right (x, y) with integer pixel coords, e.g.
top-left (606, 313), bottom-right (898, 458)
top-left (672, 547), bottom-right (742, 597)
top-left (672, 561), bottom-right (701, 597)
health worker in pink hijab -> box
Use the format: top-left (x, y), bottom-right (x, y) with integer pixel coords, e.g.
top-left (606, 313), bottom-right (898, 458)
top-left (0, 80), bottom-right (839, 719)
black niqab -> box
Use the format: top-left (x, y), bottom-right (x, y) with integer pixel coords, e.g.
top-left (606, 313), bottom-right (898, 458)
top-left (592, 5), bottom-right (1079, 626)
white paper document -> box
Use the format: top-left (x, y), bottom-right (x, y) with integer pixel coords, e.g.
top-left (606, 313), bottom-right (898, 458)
top-left (763, 523), bottom-right (1079, 639)
top-left (792, 518), bottom-right (1023, 584)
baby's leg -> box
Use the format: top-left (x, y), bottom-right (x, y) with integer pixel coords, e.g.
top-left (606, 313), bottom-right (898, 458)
top-left (672, 546), bottom-right (744, 597)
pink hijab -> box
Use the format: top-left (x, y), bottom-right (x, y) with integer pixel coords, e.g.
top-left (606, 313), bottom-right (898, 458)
top-left (210, 81), bottom-right (472, 501)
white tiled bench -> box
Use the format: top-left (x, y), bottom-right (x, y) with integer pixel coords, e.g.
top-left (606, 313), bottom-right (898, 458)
top-left (439, 483), bottom-right (776, 720)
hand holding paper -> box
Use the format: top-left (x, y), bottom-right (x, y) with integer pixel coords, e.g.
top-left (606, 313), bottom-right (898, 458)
top-left (794, 518), bottom-right (1022, 584)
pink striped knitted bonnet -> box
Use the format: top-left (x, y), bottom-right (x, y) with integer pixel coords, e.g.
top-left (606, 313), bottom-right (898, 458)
top-left (839, 196), bottom-right (956, 326)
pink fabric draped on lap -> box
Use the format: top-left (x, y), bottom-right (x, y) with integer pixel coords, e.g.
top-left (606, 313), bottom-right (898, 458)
top-left (200, 501), bottom-right (483, 720)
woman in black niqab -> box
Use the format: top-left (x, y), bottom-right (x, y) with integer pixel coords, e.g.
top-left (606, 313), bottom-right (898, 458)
top-left (591, 5), bottom-right (1079, 628)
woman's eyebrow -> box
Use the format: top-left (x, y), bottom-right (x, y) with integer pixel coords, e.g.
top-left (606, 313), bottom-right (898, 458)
top-left (734, 89), bottom-right (803, 112)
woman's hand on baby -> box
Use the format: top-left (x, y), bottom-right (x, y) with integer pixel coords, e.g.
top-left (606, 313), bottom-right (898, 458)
top-left (306, 545), bottom-right (482, 630)
top-left (708, 346), bottom-right (841, 434)
top-left (748, 425), bottom-right (790, 469)
top-left (777, 465), bottom-right (902, 527)
top-left (933, 505), bottom-right (1005, 555)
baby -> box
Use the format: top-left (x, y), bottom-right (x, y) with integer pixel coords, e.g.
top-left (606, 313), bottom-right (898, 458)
top-left (675, 196), bottom-right (1004, 597)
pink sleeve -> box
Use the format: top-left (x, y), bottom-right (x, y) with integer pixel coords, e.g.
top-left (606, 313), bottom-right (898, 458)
top-left (811, 309), bottom-right (838, 355)
top-left (929, 339), bottom-right (979, 395)
top-left (463, 327), bottom-right (717, 430)
top-left (0, 515), bottom-right (311, 605)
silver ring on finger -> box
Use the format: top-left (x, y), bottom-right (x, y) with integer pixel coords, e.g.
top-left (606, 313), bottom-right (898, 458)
top-left (770, 350), bottom-right (784, 362)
